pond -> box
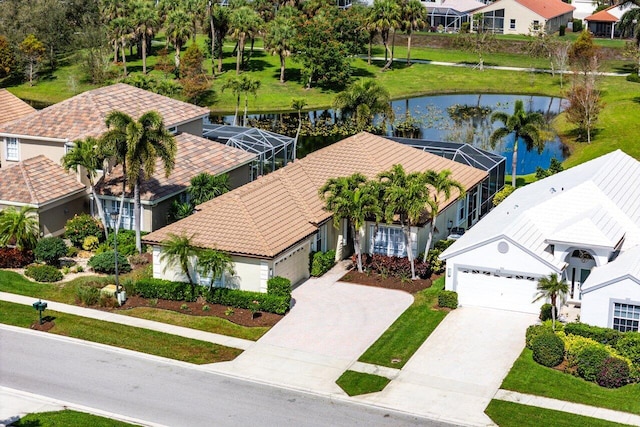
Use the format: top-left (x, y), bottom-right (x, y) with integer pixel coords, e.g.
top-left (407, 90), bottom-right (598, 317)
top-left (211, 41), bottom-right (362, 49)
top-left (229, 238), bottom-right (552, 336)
top-left (213, 93), bottom-right (567, 175)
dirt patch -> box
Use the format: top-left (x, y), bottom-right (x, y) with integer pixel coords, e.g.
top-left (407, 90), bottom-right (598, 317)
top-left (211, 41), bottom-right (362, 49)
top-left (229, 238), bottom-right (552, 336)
top-left (30, 319), bottom-right (55, 332)
top-left (340, 270), bottom-right (433, 294)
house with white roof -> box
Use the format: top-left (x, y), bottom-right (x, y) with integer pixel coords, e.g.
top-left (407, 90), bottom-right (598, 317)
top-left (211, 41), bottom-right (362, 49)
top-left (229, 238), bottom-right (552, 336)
top-left (440, 150), bottom-right (640, 331)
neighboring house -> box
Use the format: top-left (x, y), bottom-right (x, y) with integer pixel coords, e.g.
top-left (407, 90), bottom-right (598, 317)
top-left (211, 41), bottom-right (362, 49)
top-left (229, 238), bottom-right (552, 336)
top-left (440, 150), bottom-right (640, 331)
top-left (144, 132), bottom-right (487, 292)
top-left (0, 89), bottom-right (35, 126)
top-left (585, 4), bottom-right (639, 38)
top-left (423, 0), bottom-right (487, 32)
top-left (572, 0), bottom-right (599, 21)
top-left (474, 0), bottom-right (575, 34)
top-left (94, 133), bottom-right (256, 232)
top-left (0, 155), bottom-right (86, 237)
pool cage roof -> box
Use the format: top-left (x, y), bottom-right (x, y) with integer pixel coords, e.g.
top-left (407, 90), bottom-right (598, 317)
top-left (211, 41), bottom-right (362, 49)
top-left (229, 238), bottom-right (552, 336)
top-left (202, 124), bottom-right (296, 179)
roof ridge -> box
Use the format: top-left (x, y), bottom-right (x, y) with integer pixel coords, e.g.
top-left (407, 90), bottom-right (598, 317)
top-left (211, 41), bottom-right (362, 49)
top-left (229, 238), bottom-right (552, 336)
top-left (20, 159), bottom-right (39, 205)
top-left (234, 192), bottom-right (273, 256)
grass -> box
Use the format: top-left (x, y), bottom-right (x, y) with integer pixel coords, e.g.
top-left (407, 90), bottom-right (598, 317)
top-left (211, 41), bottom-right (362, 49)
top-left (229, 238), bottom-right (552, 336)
top-left (0, 270), bottom-right (110, 304)
top-left (485, 400), bottom-right (633, 427)
top-left (11, 410), bottom-right (136, 427)
top-left (501, 348), bottom-right (640, 415)
top-left (0, 300), bottom-right (242, 364)
top-left (336, 371), bottom-right (391, 396)
top-left (358, 276), bottom-right (447, 368)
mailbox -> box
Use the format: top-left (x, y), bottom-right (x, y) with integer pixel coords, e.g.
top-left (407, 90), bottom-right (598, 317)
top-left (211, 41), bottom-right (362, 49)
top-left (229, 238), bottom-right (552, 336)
top-left (32, 299), bottom-right (48, 325)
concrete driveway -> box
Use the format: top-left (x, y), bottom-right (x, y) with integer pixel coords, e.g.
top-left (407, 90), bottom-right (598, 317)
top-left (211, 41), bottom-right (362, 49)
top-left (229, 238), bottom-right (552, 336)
top-left (210, 264), bottom-right (413, 394)
top-left (358, 306), bottom-right (536, 426)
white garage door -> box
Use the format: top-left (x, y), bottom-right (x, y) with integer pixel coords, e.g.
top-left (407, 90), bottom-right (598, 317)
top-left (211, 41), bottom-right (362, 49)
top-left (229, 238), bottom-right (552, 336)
top-left (274, 246), bottom-right (309, 286)
top-left (455, 269), bottom-right (541, 314)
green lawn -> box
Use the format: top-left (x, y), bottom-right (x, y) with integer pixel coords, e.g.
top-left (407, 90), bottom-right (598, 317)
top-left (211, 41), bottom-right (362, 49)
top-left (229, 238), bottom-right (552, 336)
top-left (501, 349), bottom-right (640, 415)
top-left (485, 400), bottom-right (633, 427)
top-left (358, 277), bottom-right (447, 368)
top-left (336, 370), bottom-right (391, 396)
top-left (11, 410), bottom-right (136, 427)
top-left (0, 270), bottom-right (110, 304)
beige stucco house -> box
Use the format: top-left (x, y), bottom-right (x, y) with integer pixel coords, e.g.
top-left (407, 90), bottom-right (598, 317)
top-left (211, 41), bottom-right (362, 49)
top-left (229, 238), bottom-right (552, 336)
top-left (474, 0), bottom-right (575, 34)
top-left (144, 132), bottom-right (487, 292)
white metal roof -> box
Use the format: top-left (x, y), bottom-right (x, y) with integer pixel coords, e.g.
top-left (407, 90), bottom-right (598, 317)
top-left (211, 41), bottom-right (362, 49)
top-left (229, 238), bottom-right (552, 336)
top-left (582, 245), bottom-right (640, 293)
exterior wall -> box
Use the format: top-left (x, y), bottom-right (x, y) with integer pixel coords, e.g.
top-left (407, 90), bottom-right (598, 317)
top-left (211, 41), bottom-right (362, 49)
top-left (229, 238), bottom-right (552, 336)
top-left (1, 137), bottom-right (65, 168)
top-left (177, 119), bottom-right (204, 136)
top-left (581, 279), bottom-right (640, 328)
top-left (273, 240), bottom-right (311, 288)
top-left (149, 197), bottom-right (176, 232)
top-left (546, 12), bottom-right (573, 33)
top-left (39, 194), bottom-right (89, 237)
top-left (227, 163), bottom-right (252, 189)
top-left (478, 0), bottom-right (551, 34)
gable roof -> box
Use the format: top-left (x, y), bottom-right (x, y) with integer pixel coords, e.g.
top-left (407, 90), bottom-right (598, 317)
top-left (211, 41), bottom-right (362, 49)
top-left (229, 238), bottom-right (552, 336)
top-left (0, 89), bottom-right (36, 125)
top-left (441, 150), bottom-right (640, 271)
top-left (581, 244), bottom-right (640, 294)
top-left (0, 155), bottom-right (85, 207)
top-left (514, 0), bottom-right (575, 19)
top-left (94, 133), bottom-right (256, 203)
top-left (0, 84), bottom-right (210, 142)
top-left (585, 7), bottom-right (618, 22)
top-left (144, 132), bottom-right (488, 258)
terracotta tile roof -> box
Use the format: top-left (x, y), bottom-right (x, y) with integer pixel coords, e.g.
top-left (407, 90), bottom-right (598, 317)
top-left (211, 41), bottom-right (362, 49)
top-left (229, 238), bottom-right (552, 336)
top-left (144, 132), bottom-right (488, 259)
top-left (0, 84), bottom-right (210, 141)
top-left (585, 6), bottom-right (618, 22)
top-left (515, 0), bottom-right (575, 19)
top-left (0, 89), bottom-right (36, 125)
top-left (95, 133), bottom-right (256, 202)
top-left (0, 155), bottom-right (85, 206)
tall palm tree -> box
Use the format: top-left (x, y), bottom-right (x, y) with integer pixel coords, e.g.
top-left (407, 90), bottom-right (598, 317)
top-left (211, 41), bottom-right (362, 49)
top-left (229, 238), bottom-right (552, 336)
top-left (239, 74), bottom-right (261, 126)
top-left (370, 0), bottom-right (401, 71)
top-left (265, 16), bottom-right (297, 83)
top-left (333, 79), bottom-right (394, 130)
top-left (490, 100), bottom-right (546, 188)
top-left (378, 164), bottom-right (432, 280)
top-left (101, 0), bottom-right (126, 62)
top-left (229, 6), bottom-right (263, 74)
top-left (187, 172), bottom-right (230, 206)
top-left (318, 173), bottom-right (382, 273)
top-left (198, 248), bottom-right (235, 291)
top-left (0, 206), bottom-right (39, 251)
top-left (160, 232), bottom-right (200, 297)
top-left (167, 9), bottom-right (193, 73)
top-left (401, 0), bottom-right (426, 65)
top-left (533, 272), bottom-right (569, 328)
top-left (209, 3), bottom-right (230, 74)
top-left (221, 76), bottom-right (243, 126)
top-left (132, 0), bottom-right (158, 74)
top-left (61, 137), bottom-right (109, 238)
top-left (110, 16), bottom-right (133, 75)
top-left (291, 97), bottom-right (307, 159)
top-left (422, 170), bottom-right (465, 262)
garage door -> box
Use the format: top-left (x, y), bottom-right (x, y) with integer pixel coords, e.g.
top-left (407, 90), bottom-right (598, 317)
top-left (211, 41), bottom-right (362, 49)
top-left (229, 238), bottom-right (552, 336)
top-left (455, 269), bottom-right (541, 314)
top-left (274, 245), bottom-right (309, 286)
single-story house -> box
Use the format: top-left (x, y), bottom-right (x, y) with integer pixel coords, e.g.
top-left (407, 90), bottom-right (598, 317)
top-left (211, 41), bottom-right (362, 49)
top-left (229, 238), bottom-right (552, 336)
top-left (440, 149), bottom-right (640, 331)
top-left (423, 0), bottom-right (487, 32)
top-left (144, 132), bottom-right (488, 292)
top-left (474, 0), bottom-right (575, 34)
top-left (0, 89), bottom-right (35, 127)
top-left (0, 155), bottom-right (87, 237)
top-left (94, 132), bottom-right (256, 232)
top-left (585, 4), bottom-right (639, 39)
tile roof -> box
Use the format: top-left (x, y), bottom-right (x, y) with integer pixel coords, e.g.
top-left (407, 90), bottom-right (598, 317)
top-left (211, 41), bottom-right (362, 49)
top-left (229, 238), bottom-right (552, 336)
top-left (0, 155), bottom-right (85, 206)
top-left (585, 7), bottom-right (618, 22)
top-left (0, 89), bottom-right (36, 125)
top-left (95, 133), bottom-right (256, 202)
top-left (515, 0), bottom-right (575, 19)
top-left (0, 83), bottom-right (210, 141)
top-left (144, 132), bottom-right (488, 258)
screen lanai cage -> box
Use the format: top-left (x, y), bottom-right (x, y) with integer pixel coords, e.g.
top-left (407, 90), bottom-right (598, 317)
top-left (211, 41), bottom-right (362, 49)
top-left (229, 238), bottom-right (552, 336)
top-left (202, 124), bottom-right (297, 180)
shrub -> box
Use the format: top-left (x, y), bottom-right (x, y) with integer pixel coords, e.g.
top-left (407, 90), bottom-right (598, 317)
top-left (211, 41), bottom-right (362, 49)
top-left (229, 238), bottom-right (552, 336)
top-left (559, 25), bottom-right (566, 37)
top-left (0, 248), bottom-right (34, 268)
top-left (626, 74), bottom-right (640, 83)
top-left (531, 331), bottom-right (565, 367)
top-left (121, 278), bottom-right (136, 296)
top-left (208, 287), bottom-right (290, 314)
top-left (564, 322), bottom-right (623, 346)
top-left (88, 251), bottom-right (131, 274)
top-left (267, 276), bottom-right (292, 298)
top-left (82, 235), bottom-right (100, 251)
top-left (492, 185), bottom-right (515, 206)
top-left (526, 324), bottom-right (552, 349)
top-left (129, 253), bottom-right (149, 266)
top-left (539, 303), bottom-right (554, 321)
top-left (597, 357), bottom-right (630, 388)
top-left (25, 265), bottom-right (63, 282)
top-left (76, 285), bottom-right (100, 306)
top-left (99, 293), bottom-right (118, 308)
top-left (576, 344), bottom-right (609, 382)
top-left (107, 229), bottom-right (147, 256)
top-left (66, 246), bottom-right (79, 257)
top-left (311, 250), bottom-right (336, 277)
top-left (34, 237), bottom-right (67, 266)
top-left (572, 19), bottom-right (583, 32)
top-left (615, 334), bottom-right (640, 368)
top-left (438, 290), bottom-right (458, 309)
top-left (65, 214), bottom-right (103, 247)
top-left (562, 334), bottom-right (601, 368)
top-left (134, 278), bottom-right (196, 301)
top-left (75, 265), bottom-right (84, 273)
top-left (355, 253), bottom-right (431, 279)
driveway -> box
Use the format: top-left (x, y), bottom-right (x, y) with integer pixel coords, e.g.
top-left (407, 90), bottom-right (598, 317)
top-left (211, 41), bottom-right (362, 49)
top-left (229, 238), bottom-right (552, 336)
top-left (358, 306), bottom-right (536, 426)
top-left (210, 264), bottom-right (413, 394)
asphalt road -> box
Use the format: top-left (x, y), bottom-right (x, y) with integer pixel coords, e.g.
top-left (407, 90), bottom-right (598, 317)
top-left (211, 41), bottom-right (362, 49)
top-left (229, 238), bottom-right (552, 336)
top-left (0, 327), bottom-right (454, 427)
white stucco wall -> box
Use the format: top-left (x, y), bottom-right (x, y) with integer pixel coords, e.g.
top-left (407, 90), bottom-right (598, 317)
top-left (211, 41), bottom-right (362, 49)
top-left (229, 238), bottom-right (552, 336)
top-left (581, 278), bottom-right (640, 328)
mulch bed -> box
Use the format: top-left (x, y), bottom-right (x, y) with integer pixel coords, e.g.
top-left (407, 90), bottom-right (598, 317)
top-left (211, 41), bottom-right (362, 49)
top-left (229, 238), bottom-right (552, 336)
top-left (30, 318), bottom-right (55, 332)
top-left (340, 270), bottom-right (434, 294)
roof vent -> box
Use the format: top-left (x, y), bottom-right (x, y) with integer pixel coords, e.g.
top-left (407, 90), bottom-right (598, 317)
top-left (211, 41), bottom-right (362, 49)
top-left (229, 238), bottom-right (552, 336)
top-left (550, 187), bottom-right (556, 194)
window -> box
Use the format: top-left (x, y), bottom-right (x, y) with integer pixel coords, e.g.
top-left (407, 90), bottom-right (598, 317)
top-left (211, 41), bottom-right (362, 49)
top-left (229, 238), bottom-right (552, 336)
top-left (5, 137), bottom-right (19, 161)
top-left (64, 142), bottom-right (74, 154)
top-left (370, 225), bottom-right (417, 258)
top-left (613, 303), bottom-right (640, 332)
top-left (457, 199), bottom-right (465, 225)
top-left (510, 19), bottom-right (516, 29)
top-left (311, 224), bottom-right (327, 252)
top-left (104, 200), bottom-right (136, 230)
top-left (168, 126), bottom-right (178, 135)
top-left (533, 20), bottom-right (540, 31)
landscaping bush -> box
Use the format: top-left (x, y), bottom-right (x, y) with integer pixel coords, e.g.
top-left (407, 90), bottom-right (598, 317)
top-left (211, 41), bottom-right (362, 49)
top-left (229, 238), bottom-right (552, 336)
top-left (66, 246), bottom-right (79, 257)
top-left (597, 356), bottom-right (630, 388)
top-left (615, 333), bottom-right (640, 368)
top-left (25, 265), bottom-right (63, 282)
top-left (531, 331), bottom-right (565, 367)
top-left (107, 229), bottom-right (147, 256)
top-left (82, 235), bottom-right (100, 251)
top-left (76, 285), bottom-right (100, 306)
top-left (526, 324), bottom-right (552, 349)
top-left (267, 276), bottom-right (292, 298)
top-left (88, 251), bottom-right (131, 274)
top-left (356, 253), bottom-right (431, 279)
top-left (626, 74), bottom-right (640, 83)
top-left (576, 344), bottom-right (610, 382)
top-left (65, 214), bottom-right (104, 247)
top-left (0, 248), bottom-right (34, 268)
top-left (539, 303), bottom-right (554, 321)
top-left (438, 290), bottom-right (458, 309)
top-left (559, 25), bottom-right (566, 37)
top-left (134, 278), bottom-right (195, 301)
top-left (564, 322), bottom-right (623, 346)
top-left (562, 333), bottom-right (601, 368)
top-left (492, 185), bottom-right (515, 206)
top-left (208, 287), bottom-right (290, 314)
top-left (572, 19), bottom-right (583, 32)
top-left (34, 237), bottom-right (67, 266)
top-left (129, 253), bottom-right (149, 266)
top-left (311, 250), bottom-right (336, 277)
top-left (99, 293), bottom-right (118, 308)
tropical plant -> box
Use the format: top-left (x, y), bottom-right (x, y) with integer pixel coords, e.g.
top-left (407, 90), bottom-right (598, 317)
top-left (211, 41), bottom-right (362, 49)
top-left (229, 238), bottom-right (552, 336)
top-left (188, 172), bottom-right (230, 206)
top-left (167, 9), bottom-right (192, 73)
top-left (132, 0), bottom-right (158, 74)
top-left (209, 3), bottom-right (230, 74)
top-left (401, 0), bottom-right (426, 65)
top-left (221, 76), bottom-right (243, 126)
top-left (369, 0), bottom-right (401, 70)
top-left (197, 248), bottom-right (235, 291)
top-left (109, 16), bottom-right (133, 75)
top-left (490, 100), bottom-right (546, 188)
top-left (533, 272), bottom-right (569, 328)
top-left (160, 232), bottom-right (200, 296)
top-left (265, 16), bottom-right (297, 83)
top-left (333, 79), bottom-right (393, 130)
top-left (0, 206), bottom-right (39, 251)
top-left (229, 6), bottom-right (263, 74)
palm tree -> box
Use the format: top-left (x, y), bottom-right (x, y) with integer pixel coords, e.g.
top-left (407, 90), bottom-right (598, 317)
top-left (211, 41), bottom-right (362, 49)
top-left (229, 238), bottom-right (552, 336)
top-left (132, 0), bottom-right (158, 74)
top-left (198, 248), bottom-right (235, 291)
top-left (221, 76), bottom-right (242, 126)
top-left (167, 9), bottom-right (193, 73)
top-left (265, 16), bottom-right (297, 83)
top-left (490, 100), bottom-right (546, 188)
top-left (533, 273), bottom-right (569, 328)
top-left (401, 0), bottom-right (426, 65)
top-left (187, 172), bottom-right (230, 206)
top-left (0, 206), bottom-right (39, 251)
top-left (101, 0), bottom-right (126, 63)
top-left (422, 170), bottom-right (465, 262)
top-left (239, 74), bottom-right (261, 126)
top-left (378, 164), bottom-right (432, 280)
top-left (209, 4), bottom-right (230, 74)
top-left (229, 6), bottom-right (263, 74)
top-left (370, 0), bottom-right (401, 71)
top-left (318, 173), bottom-right (381, 273)
top-left (110, 16), bottom-right (133, 75)
top-left (291, 97), bottom-right (307, 159)
top-left (333, 79), bottom-right (394, 130)
top-left (160, 232), bottom-right (200, 297)
top-left (61, 137), bottom-right (109, 238)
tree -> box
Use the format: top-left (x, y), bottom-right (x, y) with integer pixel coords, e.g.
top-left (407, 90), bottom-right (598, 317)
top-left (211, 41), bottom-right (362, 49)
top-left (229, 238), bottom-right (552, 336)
top-left (0, 35), bottom-right (17, 78)
top-left (61, 137), bottom-right (109, 239)
top-left (180, 44), bottom-right (211, 105)
top-left (209, 3), bottom-right (230, 74)
top-left (18, 34), bottom-right (45, 86)
top-left (229, 6), bottom-right (263, 74)
top-left (401, 0), bottom-right (426, 65)
top-left (222, 76), bottom-right (243, 126)
top-left (188, 172), bottom-right (230, 206)
top-left (369, 0), bottom-right (401, 71)
top-left (132, 0), bottom-right (158, 74)
top-left (318, 173), bottom-right (381, 273)
top-left (619, 8), bottom-right (640, 76)
top-left (167, 9), bottom-right (192, 73)
top-left (533, 272), bottom-right (568, 328)
top-left (565, 65), bottom-right (603, 144)
top-left (569, 29), bottom-right (599, 76)
top-left (456, 13), bottom-right (497, 71)
top-left (333, 79), bottom-right (394, 130)
top-left (198, 248), bottom-right (235, 291)
top-left (378, 164), bottom-right (432, 280)
top-left (160, 232), bottom-right (200, 296)
top-left (239, 74), bottom-right (261, 126)
top-left (291, 97), bottom-right (307, 159)
top-left (0, 206), bottom-right (39, 251)
top-left (490, 100), bottom-right (546, 188)
top-left (422, 170), bottom-right (465, 262)
top-left (552, 41), bottom-right (571, 88)
top-left (109, 16), bottom-right (133, 75)
top-left (265, 16), bottom-right (297, 83)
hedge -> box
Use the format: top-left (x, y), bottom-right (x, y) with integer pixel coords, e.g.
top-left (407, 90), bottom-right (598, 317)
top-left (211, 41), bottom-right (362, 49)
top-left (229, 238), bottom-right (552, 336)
top-left (25, 265), bottom-right (63, 282)
top-left (134, 278), bottom-right (196, 301)
top-left (310, 250), bottom-right (336, 277)
top-left (438, 290), bottom-right (458, 309)
top-left (267, 276), bottom-right (291, 298)
top-left (539, 303), bottom-right (553, 321)
top-left (207, 288), bottom-right (290, 315)
top-left (526, 324), bottom-right (552, 349)
top-left (564, 322), bottom-right (623, 346)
